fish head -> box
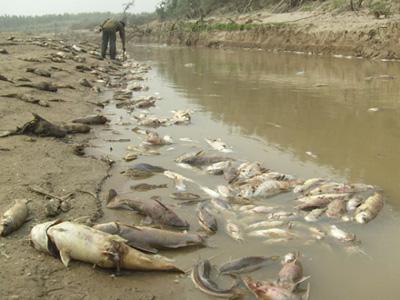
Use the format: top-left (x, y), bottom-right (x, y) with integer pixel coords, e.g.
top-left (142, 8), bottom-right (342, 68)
top-left (0, 218), bottom-right (14, 237)
top-left (355, 212), bottom-right (370, 224)
top-left (282, 252), bottom-right (297, 264)
top-left (30, 220), bottom-right (60, 253)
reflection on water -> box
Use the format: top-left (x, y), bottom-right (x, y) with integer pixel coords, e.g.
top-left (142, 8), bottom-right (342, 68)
top-left (90, 45), bottom-right (400, 300)
top-left (136, 46), bottom-right (400, 207)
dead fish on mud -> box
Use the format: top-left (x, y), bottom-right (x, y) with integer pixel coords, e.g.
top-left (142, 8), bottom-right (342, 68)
top-left (164, 171), bottom-right (194, 191)
top-left (17, 81), bottom-right (58, 92)
top-left (72, 115), bottom-right (108, 125)
top-left (30, 221), bottom-right (182, 272)
top-left (0, 199), bottom-right (30, 236)
top-left (197, 202), bottom-right (218, 233)
top-left (206, 161), bottom-right (232, 175)
top-left (219, 256), bottom-right (279, 275)
top-left (125, 164), bottom-right (165, 179)
top-left (244, 277), bottom-right (310, 300)
top-left (191, 260), bottom-right (241, 298)
top-left (26, 67), bottom-right (51, 78)
top-left (205, 138), bottom-right (233, 153)
top-left (106, 189), bottom-right (189, 228)
top-left (94, 222), bottom-right (205, 254)
top-left (355, 193), bottom-right (384, 224)
top-left (131, 183), bottom-right (167, 192)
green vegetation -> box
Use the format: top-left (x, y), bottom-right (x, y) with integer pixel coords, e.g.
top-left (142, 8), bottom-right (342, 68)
top-left (0, 12), bottom-right (156, 33)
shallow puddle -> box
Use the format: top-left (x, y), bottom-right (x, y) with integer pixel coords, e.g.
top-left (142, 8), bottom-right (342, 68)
top-left (89, 46), bottom-right (400, 299)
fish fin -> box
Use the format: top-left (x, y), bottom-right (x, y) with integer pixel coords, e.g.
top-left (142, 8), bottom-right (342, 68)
top-left (126, 240), bottom-right (158, 254)
top-left (59, 249), bottom-right (71, 267)
top-left (302, 282), bottom-right (311, 300)
top-left (142, 216), bottom-right (153, 225)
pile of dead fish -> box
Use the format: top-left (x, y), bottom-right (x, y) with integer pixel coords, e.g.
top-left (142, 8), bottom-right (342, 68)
top-left (191, 253), bottom-right (309, 299)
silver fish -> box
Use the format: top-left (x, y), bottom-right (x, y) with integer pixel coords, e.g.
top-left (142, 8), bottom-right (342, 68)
top-left (355, 193), bottom-right (384, 224)
top-left (219, 256), bottom-right (279, 274)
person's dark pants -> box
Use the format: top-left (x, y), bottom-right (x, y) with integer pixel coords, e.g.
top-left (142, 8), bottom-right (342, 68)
top-left (101, 29), bottom-right (117, 59)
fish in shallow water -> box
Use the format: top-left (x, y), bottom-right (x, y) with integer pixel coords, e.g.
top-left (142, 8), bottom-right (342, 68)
top-left (130, 183), bottom-right (167, 192)
top-left (304, 208), bottom-right (326, 222)
top-left (205, 138), bottom-right (233, 153)
top-left (170, 192), bottom-right (201, 201)
top-left (0, 199), bottom-right (30, 236)
top-left (293, 178), bottom-right (326, 194)
top-left (355, 193), bottom-right (384, 224)
top-left (206, 161), bottom-right (232, 175)
top-left (248, 228), bottom-right (295, 240)
top-left (106, 189), bottom-right (189, 228)
top-left (219, 256), bottom-right (279, 275)
top-left (278, 254), bottom-right (306, 291)
top-left (329, 225), bottom-right (356, 242)
top-left (30, 221), bottom-right (182, 273)
top-left (164, 171), bottom-right (194, 191)
top-left (197, 202), bottom-right (218, 233)
top-left (191, 260), bottom-right (241, 298)
top-left (226, 220), bottom-right (243, 241)
top-left (244, 277), bottom-right (310, 300)
top-left (326, 199), bottom-right (346, 219)
top-left (93, 222), bottom-right (205, 253)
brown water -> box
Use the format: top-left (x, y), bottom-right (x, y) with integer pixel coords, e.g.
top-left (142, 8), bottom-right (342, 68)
top-left (90, 46), bottom-right (400, 299)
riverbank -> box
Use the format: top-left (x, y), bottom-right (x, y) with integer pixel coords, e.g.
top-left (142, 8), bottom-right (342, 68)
top-left (131, 9), bottom-right (400, 59)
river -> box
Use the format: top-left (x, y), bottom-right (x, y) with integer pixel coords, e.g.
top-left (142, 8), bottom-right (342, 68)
top-left (90, 45), bottom-right (400, 299)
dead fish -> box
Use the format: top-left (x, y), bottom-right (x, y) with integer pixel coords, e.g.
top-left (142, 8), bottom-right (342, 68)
top-left (346, 196), bottom-right (363, 212)
top-left (329, 225), bottom-right (356, 242)
top-left (30, 221), bottom-right (182, 273)
top-left (248, 220), bottom-right (287, 230)
top-left (205, 138), bottom-right (233, 153)
top-left (191, 260), bottom-right (240, 298)
top-left (293, 178), bottom-right (326, 194)
top-left (79, 78), bottom-right (93, 88)
top-left (94, 222), bottom-right (204, 253)
top-left (248, 228), bottom-right (294, 239)
top-left (26, 67), bottom-right (51, 78)
top-left (224, 164), bottom-right (239, 183)
top-left (132, 163), bottom-right (165, 173)
top-left (60, 124), bottom-right (91, 134)
top-left (355, 193), bottom-right (384, 224)
top-left (164, 171), bottom-right (194, 191)
top-left (170, 192), bottom-right (201, 201)
top-left (226, 220), bottom-right (243, 241)
top-left (0, 74), bottom-right (13, 83)
top-left (124, 153), bottom-right (138, 161)
top-left (107, 190), bottom-right (189, 228)
top-left (18, 82), bottom-right (58, 92)
top-left (206, 161), bottom-right (232, 175)
top-left (176, 151), bottom-right (231, 167)
top-left (278, 256), bottom-right (305, 291)
top-left (125, 168), bottom-right (154, 179)
top-left (170, 110), bottom-right (192, 125)
top-left (211, 198), bottom-right (232, 211)
top-left (304, 208), bottom-right (326, 222)
top-left (296, 194), bottom-right (349, 211)
top-left (200, 186), bottom-right (220, 198)
top-left (0, 199), bottom-right (30, 236)
top-left (131, 183), bottom-right (167, 192)
top-left (197, 203), bottom-right (218, 233)
top-left (219, 256), bottom-right (279, 275)
top-left (72, 115), bottom-right (108, 125)
top-left (326, 199), bottom-right (346, 219)
top-left (244, 277), bottom-right (310, 300)
top-left (145, 131), bottom-right (172, 146)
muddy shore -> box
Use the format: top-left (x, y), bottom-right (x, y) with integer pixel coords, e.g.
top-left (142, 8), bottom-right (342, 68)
top-left (0, 33), bottom-right (173, 300)
top-left (131, 10), bottom-right (400, 59)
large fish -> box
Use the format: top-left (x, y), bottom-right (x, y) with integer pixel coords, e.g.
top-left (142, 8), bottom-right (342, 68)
top-left (30, 221), bottom-right (182, 273)
top-left (94, 222), bottom-right (205, 253)
top-left (219, 256), bottom-right (279, 275)
top-left (0, 199), bottom-right (30, 236)
top-left (355, 193), bottom-right (384, 224)
top-left (106, 189), bottom-right (189, 228)
top-left (191, 260), bottom-right (241, 298)
top-left (244, 277), bottom-right (310, 300)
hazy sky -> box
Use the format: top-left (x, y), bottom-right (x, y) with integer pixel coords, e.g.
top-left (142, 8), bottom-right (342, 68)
top-left (2, 0), bottom-right (160, 16)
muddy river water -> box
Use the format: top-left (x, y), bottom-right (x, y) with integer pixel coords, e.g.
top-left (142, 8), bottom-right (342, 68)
top-left (90, 46), bottom-right (400, 299)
